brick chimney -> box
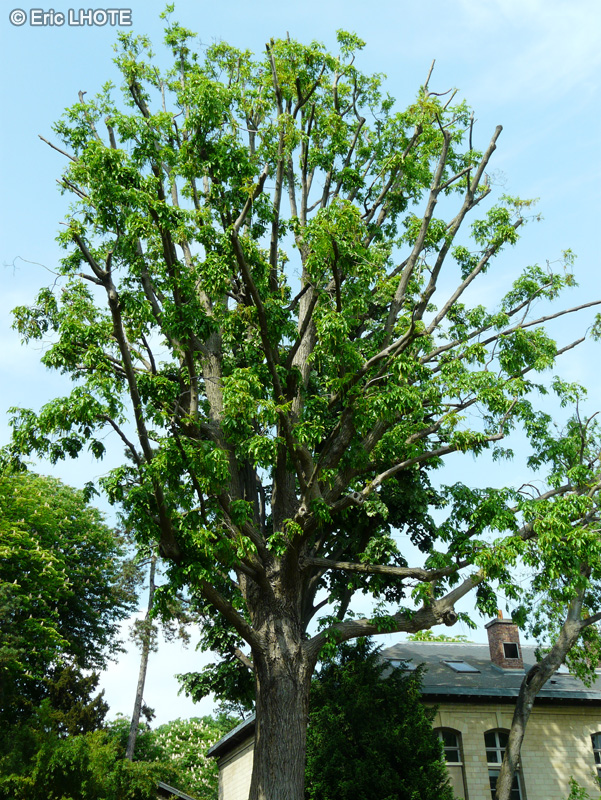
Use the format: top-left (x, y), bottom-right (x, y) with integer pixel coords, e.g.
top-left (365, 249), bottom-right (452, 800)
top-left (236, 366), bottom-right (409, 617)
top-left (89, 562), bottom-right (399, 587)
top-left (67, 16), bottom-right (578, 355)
top-left (485, 611), bottom-right (524, 669)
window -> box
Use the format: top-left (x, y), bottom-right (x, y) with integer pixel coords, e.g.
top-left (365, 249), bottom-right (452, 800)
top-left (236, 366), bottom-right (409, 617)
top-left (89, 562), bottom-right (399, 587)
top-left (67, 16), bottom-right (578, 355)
top-left (502, 642), bottom-right (519, 659)
top-left (436, 728), bottom-right (468, 799)
top-left (388, 658), bottom-right (416, 671)
top-left (485, 730), bottom-right (524, 800)
top-left (591, 733), bottom-right (601, 777)
top-left (442, 660), bottom-right (480, 673)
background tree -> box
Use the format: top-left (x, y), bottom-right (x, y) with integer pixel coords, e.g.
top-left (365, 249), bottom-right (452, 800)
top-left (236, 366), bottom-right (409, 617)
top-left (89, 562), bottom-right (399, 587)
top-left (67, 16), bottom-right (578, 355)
top-left (0, 724), bottom-right (175, 800)
top-left (305, 639), bottom-right (453, 800)
top-left (108, 713), bottom-right (237, 800)
top-left (126, 551), bottom-right (158, 760)
top-left (152, 715), bottom-right (236, 800)
top-left (41, 664), bottom-right (110, 738)
top-left (126, 547), bottom-right (196, 759)
top-left (8, 13), bottom-right (601, 800)
top-left (407, 630), bottom-right (471, 642)
top-left (0, 470), bottom-right (137, 726)
top-left (0, 666), bottom-right (111, 794)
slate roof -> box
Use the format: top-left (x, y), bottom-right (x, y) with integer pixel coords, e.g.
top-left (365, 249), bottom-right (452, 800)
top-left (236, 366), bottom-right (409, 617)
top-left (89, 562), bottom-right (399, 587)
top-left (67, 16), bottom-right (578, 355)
top-left (381, 641), bottom-right (601, 704)
top-left (207, 714), bottom-right (256, 760)
top-left (208, 640), bottom-right (601, 760)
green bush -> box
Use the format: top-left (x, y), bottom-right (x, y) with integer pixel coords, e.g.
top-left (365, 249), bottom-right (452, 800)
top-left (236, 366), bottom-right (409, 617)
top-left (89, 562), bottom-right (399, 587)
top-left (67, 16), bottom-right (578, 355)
top-left (306, 639), bottom-right (454, 800)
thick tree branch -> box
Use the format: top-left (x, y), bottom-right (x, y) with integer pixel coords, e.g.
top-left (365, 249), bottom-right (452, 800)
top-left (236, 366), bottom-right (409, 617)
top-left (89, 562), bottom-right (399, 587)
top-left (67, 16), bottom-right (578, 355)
top-left (200, 579), bottom-right (262, 651)
top-left (305, 571), bottom-right (482, 663)
top-left (299, 555), bottom-right (467, 582)
top-left (494, 591), bottom-right (587, 800)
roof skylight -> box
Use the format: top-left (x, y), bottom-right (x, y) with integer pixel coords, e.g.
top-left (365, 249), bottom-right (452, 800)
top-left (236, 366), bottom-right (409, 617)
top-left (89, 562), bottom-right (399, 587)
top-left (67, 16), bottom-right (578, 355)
top-left (442, 660), bottom-right (480, 673)
top-left (388, 658), bottom-right (417, 671)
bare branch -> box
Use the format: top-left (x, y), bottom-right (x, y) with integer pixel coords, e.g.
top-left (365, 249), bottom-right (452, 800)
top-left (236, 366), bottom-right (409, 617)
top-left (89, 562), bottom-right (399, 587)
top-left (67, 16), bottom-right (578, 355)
top-left (39, 135), bottom-right (77, 162)
top-left (102, 415), bottom-right (142, 465)
top-left (423, 60), bottom-right (436, 91)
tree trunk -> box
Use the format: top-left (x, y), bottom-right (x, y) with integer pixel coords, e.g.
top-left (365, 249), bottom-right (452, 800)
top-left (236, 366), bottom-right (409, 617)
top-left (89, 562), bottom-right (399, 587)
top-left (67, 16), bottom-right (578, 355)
top-left (247, 607), bottom-right (315, 800)
top-left (126, 553), bottom-right (156, 761)
top-left (494, 599), bottom-right (584, 800)
top-left (249, 655), bottom-right (313, 800)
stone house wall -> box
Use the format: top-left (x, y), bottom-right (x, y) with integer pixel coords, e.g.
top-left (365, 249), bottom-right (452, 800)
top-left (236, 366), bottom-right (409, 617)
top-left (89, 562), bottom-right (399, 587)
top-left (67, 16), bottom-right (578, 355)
top-left (432, 701), bottom-right (601, 799)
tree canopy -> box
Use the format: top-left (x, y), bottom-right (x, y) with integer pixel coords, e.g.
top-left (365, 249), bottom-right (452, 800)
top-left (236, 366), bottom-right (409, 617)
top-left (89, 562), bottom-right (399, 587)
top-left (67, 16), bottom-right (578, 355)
top-left (8, 13), bottom-right (601, 800)
top-left (0, 470), bottom-right (137, 725)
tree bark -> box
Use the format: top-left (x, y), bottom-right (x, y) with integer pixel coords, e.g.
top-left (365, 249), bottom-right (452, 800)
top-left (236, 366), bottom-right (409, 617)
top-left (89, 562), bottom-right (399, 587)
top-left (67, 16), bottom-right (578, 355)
top-left (126, 553), bottom-right (156, 761)
top-left (494, 595), bottom-right (585, 800)
top-left (249, 654), bottom-right (313, 800)
top-left (247, 579), bottom-right (316, 800)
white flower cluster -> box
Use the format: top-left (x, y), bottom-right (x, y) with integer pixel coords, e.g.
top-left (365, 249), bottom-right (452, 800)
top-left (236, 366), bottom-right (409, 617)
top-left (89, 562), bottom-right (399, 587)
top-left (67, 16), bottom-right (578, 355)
top-left (153, 717), bottom-right (225, 798)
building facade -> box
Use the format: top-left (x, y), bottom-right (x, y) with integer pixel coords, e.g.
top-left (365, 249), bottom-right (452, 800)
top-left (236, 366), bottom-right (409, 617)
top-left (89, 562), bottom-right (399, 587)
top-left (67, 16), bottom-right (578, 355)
top-left (208, 617), bottom-right (601, 800)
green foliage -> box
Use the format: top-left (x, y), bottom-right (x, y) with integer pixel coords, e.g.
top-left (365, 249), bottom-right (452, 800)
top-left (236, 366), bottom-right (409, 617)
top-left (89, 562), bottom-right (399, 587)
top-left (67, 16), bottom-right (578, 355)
top-left (0, 706), bottom-right (235, 800)
top-left (38, 664), bottom-right (109, 737)
top-left (305, 639), bottom-right (453, 800)
top-left (107, 713), bottom-right (238, 800)
top-left (507, 411), bottom-right (601, 682)
top-left (0, 470), bottom-right (137, 724)
top-left (177, 656), bottom-right (255, 717)
top-left (0, 668), bottom-right (108, 784)
top-left (563, 777), bottom-right (598, 800)
top-left (152, 716), bottom-right (236, 800)
top-left (407, 630), bottom-right (472, 642)
top-left (7, 19), bottom-right (601, 799)
top-left (0, 727), bottom-right (174, 800)
top-left (0, 470), bottom-right (148, 799)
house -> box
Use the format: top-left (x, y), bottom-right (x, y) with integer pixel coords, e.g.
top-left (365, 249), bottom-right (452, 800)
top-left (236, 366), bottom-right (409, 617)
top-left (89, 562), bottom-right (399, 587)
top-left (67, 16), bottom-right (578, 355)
top-left (208, 616), bottom-right (601, 800)
top-left (383, 616), bottom-right (601, 799)
top-left (207, 715), bottom-right (256, 800)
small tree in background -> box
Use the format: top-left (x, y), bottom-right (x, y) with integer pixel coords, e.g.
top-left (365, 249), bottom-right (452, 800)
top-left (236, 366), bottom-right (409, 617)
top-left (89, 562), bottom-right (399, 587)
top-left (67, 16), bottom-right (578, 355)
top-left (305, 639), bottom-right (453, 800)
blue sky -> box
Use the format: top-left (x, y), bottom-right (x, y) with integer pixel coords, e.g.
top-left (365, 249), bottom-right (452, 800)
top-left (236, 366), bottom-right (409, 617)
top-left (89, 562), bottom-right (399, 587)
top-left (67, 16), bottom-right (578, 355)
top-left (1, 0), bottom-right (600, 724)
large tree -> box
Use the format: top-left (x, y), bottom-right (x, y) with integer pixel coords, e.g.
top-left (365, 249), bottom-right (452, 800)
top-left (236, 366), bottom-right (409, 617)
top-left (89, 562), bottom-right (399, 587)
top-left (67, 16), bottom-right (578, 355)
top-left (9, 13), bottom-right (601, 800)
